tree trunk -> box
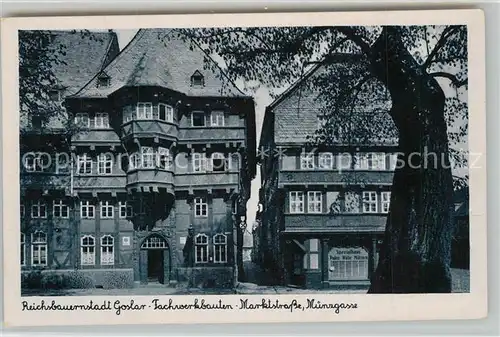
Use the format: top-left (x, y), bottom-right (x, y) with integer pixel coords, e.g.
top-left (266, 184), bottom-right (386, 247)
top-left (367, 27), bottom-right (454, 293)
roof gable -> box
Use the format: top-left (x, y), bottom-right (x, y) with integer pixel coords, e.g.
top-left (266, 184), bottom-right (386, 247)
top-left (71, 29), bottom-right (246, 99)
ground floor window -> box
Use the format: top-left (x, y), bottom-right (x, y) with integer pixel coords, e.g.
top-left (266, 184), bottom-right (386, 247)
top-left (81, 235), bottom-right (95, 265)
top-left (31, 231), bottom-right (47, 266)
top-left (328, 247), bottom-right (369, 280)
top-left (213, 234), bottom-right (227, 263)
top-left (195, 234), bottom-right (208, 263)
top-left (20, 233), bottom-right (25, 266)
top-left (101, 235), bottom-right (114, 265)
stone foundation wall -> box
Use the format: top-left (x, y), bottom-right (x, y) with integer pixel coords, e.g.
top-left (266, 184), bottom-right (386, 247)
top-left (176, 267), bottom-right (234, 289)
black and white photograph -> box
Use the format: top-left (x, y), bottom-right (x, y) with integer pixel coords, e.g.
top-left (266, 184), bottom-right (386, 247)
top-left (1, 9), bottom-right (487, 326)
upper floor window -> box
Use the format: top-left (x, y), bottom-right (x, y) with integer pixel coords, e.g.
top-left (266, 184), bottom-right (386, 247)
top-left (211, 111), bottom-right (225, 126)
top-left (191, 111), bottom-right (206, 127)
top-left (75, 113), bottom-right (90, 128)
top-left (362, 191), bottom-right (378, 213)
top-left (381, 192), bottom-right (391, 213)
top-left (300, 152), bottom-right (315, 170)
top-left (307, 191), bottom-right (322, 214)
top-left (24, 153), bottom-right (49, 172)
top-left (94, 113), bottom-right (109, 129)
top-left (80, 201), bottom-right (95, 219)
top-left (289, 191), bottom-right (304, 214)
top-left (211, 153), bottom-right (226, 172)
top-left (194, 197), bottom-right (208, 218)
top-left (356, 153), bottom-right (386, 170)
top-left (318, 152), bottom-right (333, 169)
top-left (31, 200), bottom-right (47, 218)
top-left (97, 72), bottom-right (110, 88)
top-left (191, 70), bottom-right (205, 87)
top-left (192, 153), bottom-right (207, 172)
top-left (137, 102), bottom-right (153, 120)
top-left (77, 154), bottom-right (92, 175)
top-left (158, 103), bottom-right (174, 123)
top-left (100, 201), bottom-right (114, 219)
top-left (388, 153), bottom-right (398, 171)
top-left (119, 201), bottom-right (133, 219)
top-left (157, 147), bottom-right (171, 170)
top-left (141, 147), bottom-right (154, 168)
top-left (97, 153), bottom-right (113, 175)
top-left (53, 199), bottom-right (69, 218)
top-left (48, 89), bottom-right (63, 102)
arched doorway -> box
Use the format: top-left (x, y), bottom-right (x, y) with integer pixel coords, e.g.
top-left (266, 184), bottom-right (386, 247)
top-left (140, 235), bottom-right (170, 284)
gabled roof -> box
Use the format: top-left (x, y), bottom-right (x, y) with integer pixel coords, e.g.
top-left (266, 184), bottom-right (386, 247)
top-left (71, 29), bottom-right (246, 99)
top-left (48, 30), bottom-right (119, 96)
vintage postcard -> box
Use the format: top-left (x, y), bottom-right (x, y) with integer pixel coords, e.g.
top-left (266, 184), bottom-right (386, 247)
top-left (1, 9), bottom-right (487, 327)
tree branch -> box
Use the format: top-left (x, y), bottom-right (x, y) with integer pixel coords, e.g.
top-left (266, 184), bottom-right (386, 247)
top-left (429, 72), bottom-right (467, 87)
top-left (422, 26), bottom-right (460, 70)
top-left (335, 26), bottom-right (373, 55)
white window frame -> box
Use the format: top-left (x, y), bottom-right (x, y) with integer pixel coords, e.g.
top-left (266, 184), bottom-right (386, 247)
top-left (141, 147), bottom-right (154, 168)
top-left (77, 154), bottom-right (92, 175)
top-left (289, 191), bottom-right (304, 214)
top-left (211, 111), bottom-right (225, 126)
top-left (53, 199), bottom-right (69, 218)
top-left (194, 197), bottom-right (208, 218)
top-left (192, 153), bottom-right (207, 172)
top-left (307, 191), bottom-right (323, 214)
top-left (80, 201), bottom-right (95, 219)
top-left (195, 234), bottom-right (209, 263)
top-left (128, 153), bottom-right (139, 170)
top-left (213, 234), bottom-right (228, 263)
top-left (389, 153), bottom-right (398, 171)
top-left (119, 201), bottom-right (133, 219)
top-left (100, 201), bottom-right (114, 219)
top-left (31, 200), bottom-right (47, 218)
top-left (31, 231), bottom-right (47, 266)
top-left (158, 103), bottom-right (174, 122)
top-left (318, 152), bottom-right (333, 169)
top-left (94, 113), bottom-right (109, 129)
top-left (20, 233), bottom-right (26, 266)
top-left (191, 111), bottom-right (206, 127)
top-left (381, 192), bottom-right (391, 213)
top-left (300, 152), bottom-right (315, 170)
top-left (24, 154), bottom-right (48, 172)
top-left (362, 191), bottom-right (378, 213)
top-left (74, 113), bottom-right (90, 128)
top-left (136, 102), bottom-right (153, 120)
top-left (157, 147), bottom-right (171, 170)
top-left (100, 235), bottom-right (114, 265)
top-left (81, 235), bottom-right (95, 266)
top-left (211, 152), bottom-right (226, 172)
top-left (97, 153), bottom-right (113, 175)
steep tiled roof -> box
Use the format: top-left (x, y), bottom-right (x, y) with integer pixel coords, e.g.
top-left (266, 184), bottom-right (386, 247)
top-left (71, 29), bottom-right (246, 99)
top-left (262, 54), bottom-right (397, 147)
top-left (49, 30), bottom-right (119, 96)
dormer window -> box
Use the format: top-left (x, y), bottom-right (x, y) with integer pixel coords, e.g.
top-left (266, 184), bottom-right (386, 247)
top-left (48, 89), bottom-right (63, 102)
top-left (97, 72), bottom-right (111, 88)
top-left (94, 113), bottom-right (109, 129)
top-left (191, 70), bottom-right (204, 87)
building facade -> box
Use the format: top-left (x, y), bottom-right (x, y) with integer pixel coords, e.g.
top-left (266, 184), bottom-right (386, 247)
top-left (254, 55), bottom-right (398, 289)
top-left (20, 29), bottom-right (256, 289)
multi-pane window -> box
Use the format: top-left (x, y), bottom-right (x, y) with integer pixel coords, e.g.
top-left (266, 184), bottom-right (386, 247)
top-left (31, 231), bottom-right (47, 266)
top-left (388, 153), bottom-right (398, 170)
top-left (300, 152), bottom-right (315, 170)
top-left (100, 235), bottom-right (114, 265)
top-left (191, 73), bottom-right (205, 87)
top-left (211, 153), bottom-right (225, 172)
top-left (289, 191), bottom-right (304, 214)
top-left (337, 153), bottom-right (352, 171)
top-left (119, 201), bottom-right (133, 218)
top-left (191, 111), bottom-right (206, 127)
top-left (74, 113), bottom-right (90, 128)
top-left (128, 153), bottom-right (139, 170)
top-left (24, 154), bottom-right (49, 172)
top-left (381, 192), bottom-right (391, 213)
top-left (53, 199), bottom-right (69, 218)
top-left (318, 152), bottom-right (333, 169)
top-left (141, 147), bottom-right (154, 168)
top-left (307, 191), bottom-right (322, 214)
top-left (81, 235), bottom-right (95, 265)
top-left (194, 197), bottom-right (208, 218)
top-left (31, 200), bottom-right (47, 218)
top-left (328, 249), bottom-right (369, 280)
top-left (94, 113), bottom-right (109, 128)
top-left (211, 111), bottom-right (225, 126)
top-left (213, 234), bottom-right (227, 263)
top-left (362, 191), bottom-right (378, 213)
top-left (97, 153), bottom-right (113, 175)
top-left (158, 103), bottom-right (174, 122)
top-left (157, 147), bottom-right (171, 169)
top-left (100, 201), bottom-right (114, 219)
top-left (137, 102), bottom-right (153, 119)
top-left (80, 201), bottom-right (95, 219)
top-left (192, 153), bottom-right (207, 172)
top-left (356, 153), bottom-right (386, 170)
top-left (344, 192), bottom-right (361, 213)
top-left (77, 154), bottom-right (92, 174)
top-left (20, 233), bottom-right (25, 266)
top-left (195, 234), bottom-right (209, 263)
